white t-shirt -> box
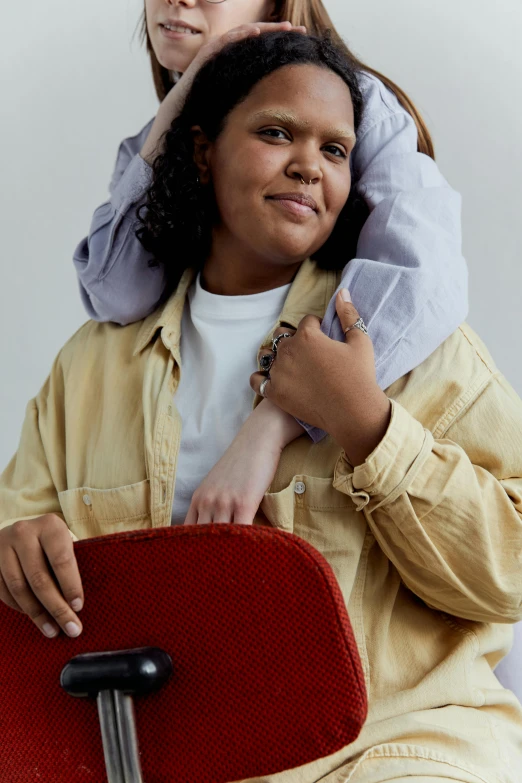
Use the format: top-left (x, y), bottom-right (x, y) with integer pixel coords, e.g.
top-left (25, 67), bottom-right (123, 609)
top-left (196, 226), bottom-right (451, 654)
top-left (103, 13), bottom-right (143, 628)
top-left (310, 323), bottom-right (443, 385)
top-left (171, 274), bottom-right (291, 525)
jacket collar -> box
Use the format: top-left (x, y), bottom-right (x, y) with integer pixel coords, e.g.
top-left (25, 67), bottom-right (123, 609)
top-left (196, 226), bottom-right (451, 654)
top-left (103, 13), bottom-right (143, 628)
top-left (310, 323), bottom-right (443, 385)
top-left (133, 260), bottom-right (339, 356)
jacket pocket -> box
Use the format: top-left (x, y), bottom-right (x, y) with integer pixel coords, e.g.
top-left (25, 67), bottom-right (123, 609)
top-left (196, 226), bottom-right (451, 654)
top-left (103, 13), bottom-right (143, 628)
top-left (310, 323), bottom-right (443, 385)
top-left (58, 479), bottom-right (151, 540)
top-left (262, 474), bottom-right (365, 543)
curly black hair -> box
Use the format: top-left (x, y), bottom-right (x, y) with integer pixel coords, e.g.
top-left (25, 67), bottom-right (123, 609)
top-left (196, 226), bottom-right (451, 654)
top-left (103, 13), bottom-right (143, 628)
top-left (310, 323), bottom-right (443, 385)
top-left (136, 31), bottom-right (369, 291)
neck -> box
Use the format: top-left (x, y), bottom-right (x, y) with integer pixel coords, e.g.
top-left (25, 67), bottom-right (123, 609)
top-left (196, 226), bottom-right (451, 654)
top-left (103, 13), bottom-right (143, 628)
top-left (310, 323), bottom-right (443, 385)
top-left (201, 230), bottom-right (303, 296)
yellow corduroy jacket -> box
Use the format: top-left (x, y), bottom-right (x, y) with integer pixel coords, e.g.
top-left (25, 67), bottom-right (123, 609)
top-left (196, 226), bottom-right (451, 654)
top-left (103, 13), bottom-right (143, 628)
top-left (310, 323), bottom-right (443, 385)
top-left (1, 260), bottom-right (522, 783)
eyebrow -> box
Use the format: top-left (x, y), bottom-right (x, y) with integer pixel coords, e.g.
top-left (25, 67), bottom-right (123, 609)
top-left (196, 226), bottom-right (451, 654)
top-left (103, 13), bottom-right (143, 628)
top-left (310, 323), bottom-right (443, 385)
top-left (251, 110), bottom-right (356, 143)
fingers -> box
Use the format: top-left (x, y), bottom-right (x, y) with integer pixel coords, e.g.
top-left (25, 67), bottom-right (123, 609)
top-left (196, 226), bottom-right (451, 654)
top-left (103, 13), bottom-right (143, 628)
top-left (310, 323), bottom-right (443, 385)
top-left (40, 523), bottom-right (84, 613)
top-left (185, 493), bottom-right (256, 527)
top-left (185, 494), bottom-right (233, 526)
top-left (258, 348), bottom-right (275, 373)
top-left (0, 569), bottom-right (23, 613)
top-left (251, 371), bottom-right (271, 399)
top-left (335, 289), bottom-right (370, 343)
top-left (232, 502), bottom-right (257, 526)
top-left (271, 325), bottom-right (296, 340)
top-left (209, 22), bottom-right (305, 58)
top-left (0, 515), bottom-right (83, 639)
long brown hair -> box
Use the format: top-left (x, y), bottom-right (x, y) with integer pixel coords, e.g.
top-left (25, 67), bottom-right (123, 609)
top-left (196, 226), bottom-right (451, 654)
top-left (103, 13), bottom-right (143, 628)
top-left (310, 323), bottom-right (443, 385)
top-left (139, 0), bottom-right (434, 158)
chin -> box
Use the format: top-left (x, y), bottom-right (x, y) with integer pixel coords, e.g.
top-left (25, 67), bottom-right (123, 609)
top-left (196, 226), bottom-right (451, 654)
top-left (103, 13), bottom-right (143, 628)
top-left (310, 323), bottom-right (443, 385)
top-left (267, 235), bottom-right (327, 264)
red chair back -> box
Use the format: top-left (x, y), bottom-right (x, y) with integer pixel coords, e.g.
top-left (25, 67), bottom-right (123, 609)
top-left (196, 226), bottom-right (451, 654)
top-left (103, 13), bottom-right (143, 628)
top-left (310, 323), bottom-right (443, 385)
top-left (0, 525), bottom-right (367, 782)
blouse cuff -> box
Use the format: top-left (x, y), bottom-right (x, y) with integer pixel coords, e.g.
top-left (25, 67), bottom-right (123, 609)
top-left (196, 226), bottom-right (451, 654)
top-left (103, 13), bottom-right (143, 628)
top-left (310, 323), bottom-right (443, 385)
top-left (333, 400), bottom-right (433, 511)
top-left (110, 154), bottom-right (154, 215)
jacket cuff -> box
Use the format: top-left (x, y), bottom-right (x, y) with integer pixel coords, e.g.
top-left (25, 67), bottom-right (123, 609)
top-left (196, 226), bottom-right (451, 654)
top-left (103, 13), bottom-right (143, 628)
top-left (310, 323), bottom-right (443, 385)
top-left (333, 399), bottom-right (433, 511)
top-left (110, 154), bottom-right (153, 215)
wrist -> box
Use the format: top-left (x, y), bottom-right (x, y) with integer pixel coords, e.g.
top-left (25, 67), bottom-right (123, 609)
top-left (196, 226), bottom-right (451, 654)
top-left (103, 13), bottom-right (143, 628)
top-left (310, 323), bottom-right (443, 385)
top-left (332, 391), bottom-right (392, 468)
top-left (245, 399), bottom-right (303, 450)
top-left (140, 82), bottom-right (188, 164)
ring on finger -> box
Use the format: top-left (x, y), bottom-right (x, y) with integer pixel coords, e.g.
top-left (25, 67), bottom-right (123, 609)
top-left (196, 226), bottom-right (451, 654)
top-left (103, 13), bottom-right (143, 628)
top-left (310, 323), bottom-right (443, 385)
top-left (259, 378), bottom-right (270, 398)
top-left (343, 317), bottom-right (368, 336)
top-left (259, 353), bottom-right (275, 372)
top-left (271, 332), bottom-right (293, 353)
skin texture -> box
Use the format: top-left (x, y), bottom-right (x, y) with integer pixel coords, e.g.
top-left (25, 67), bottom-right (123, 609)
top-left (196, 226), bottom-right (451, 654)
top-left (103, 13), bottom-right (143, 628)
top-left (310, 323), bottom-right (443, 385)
top-left (145, 0), bottom-right (276, 74)
top-left (197, 64), bottom-right (356, 296)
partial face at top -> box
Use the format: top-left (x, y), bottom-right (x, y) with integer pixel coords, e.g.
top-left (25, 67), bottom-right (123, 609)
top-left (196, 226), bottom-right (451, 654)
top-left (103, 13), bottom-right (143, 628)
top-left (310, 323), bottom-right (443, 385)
top-left (145, 0), bottom-right (274, 73)
top-left (198, 63), bottom-right (356, 270)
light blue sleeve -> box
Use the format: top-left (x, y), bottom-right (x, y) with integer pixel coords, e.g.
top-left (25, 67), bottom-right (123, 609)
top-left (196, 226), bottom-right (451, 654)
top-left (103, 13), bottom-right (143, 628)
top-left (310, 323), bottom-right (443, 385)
top-left (302, 73), bottom-right (469, 443)
top-left (73, 120), bottom-right (168, 325)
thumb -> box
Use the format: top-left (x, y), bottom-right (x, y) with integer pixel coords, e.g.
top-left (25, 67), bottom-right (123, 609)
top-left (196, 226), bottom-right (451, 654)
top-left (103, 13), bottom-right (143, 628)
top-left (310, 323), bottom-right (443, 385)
top-left (336, 289), bottom-right (365, 341)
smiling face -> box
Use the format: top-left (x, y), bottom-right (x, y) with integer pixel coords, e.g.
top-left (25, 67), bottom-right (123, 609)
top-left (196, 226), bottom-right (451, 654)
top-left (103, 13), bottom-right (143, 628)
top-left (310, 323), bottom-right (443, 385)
top-left (198, 63), bottom-right (356, 289)
top-left (145, 0), bottom-right (275, 73)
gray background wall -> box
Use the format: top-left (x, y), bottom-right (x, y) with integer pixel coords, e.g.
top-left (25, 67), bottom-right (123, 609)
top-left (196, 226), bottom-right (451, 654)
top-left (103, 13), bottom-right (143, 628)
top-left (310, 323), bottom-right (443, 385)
top-left (1, 0), bottom-right (521, 463)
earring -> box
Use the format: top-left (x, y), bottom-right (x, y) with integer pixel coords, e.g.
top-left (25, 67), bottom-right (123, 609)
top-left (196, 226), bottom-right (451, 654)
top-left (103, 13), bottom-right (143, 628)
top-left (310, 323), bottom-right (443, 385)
top-left (300, 177), bottom-right (313, 186)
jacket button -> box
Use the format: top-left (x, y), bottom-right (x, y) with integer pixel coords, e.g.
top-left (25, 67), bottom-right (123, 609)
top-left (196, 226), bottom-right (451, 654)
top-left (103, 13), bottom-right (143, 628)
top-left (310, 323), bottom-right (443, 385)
top-left (82, 494), bottom-right (92, 506)
top-left (294, 482), bottom-right (306, 495)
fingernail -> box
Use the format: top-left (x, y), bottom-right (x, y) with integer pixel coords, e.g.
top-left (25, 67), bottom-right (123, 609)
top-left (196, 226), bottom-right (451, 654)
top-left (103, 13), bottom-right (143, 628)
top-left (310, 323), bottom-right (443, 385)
top-left (341, 288), bottom-right (352, 302)
top-left (65, 622), bottom-right (81, 638)
top-left (70, 598), bottom-right (83, 612)
top-left (43, 623), bottom-right (58, 638)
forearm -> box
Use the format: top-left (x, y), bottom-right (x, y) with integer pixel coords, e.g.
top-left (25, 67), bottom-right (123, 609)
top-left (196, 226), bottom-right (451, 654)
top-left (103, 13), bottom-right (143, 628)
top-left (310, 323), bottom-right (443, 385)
top-left (334, 399), bottom-right (522, 623)
top-left (245, 399), bottom-right (304, 451)
top-left (141, 70), bottom-right (195, 165)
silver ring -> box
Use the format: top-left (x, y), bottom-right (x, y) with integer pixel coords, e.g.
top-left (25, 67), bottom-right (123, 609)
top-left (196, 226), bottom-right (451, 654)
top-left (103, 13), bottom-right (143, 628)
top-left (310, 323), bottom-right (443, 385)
top-left (271, 332), bottom-right (293, 353)
top-left (259, 378), bottom-right (270, 398)
top-left (344, 317), bottom-right (368, 336)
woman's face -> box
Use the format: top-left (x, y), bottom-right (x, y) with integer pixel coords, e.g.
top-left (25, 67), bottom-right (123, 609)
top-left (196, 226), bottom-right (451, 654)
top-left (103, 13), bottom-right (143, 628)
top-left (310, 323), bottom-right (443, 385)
top-left (146, 0), bottom-right (275, 73)
top-left (203, 64), bottom-right (356, 272)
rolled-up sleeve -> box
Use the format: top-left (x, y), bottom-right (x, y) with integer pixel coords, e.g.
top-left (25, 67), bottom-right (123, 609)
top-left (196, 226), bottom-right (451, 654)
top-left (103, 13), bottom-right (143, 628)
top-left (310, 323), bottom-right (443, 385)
top-left (0, 397), bottom-right (63, 533)
top-left (333, 376), bottom-right (522, 624)
top-left (73, 122), bottom-right (167, 325)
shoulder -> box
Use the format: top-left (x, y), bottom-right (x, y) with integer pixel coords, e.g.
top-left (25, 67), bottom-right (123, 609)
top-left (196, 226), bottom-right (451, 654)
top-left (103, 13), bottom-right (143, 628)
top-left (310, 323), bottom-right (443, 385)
top-left (116, 118), bottom-right (155, 160)
top-left (357, 71), bottom-right (414, 138)
top-left (387, 325), bottom-right (501, 436)
top-left (352, 72), bottom-right (420, 174)
top-left (55, 319), bottom-right (147, 383)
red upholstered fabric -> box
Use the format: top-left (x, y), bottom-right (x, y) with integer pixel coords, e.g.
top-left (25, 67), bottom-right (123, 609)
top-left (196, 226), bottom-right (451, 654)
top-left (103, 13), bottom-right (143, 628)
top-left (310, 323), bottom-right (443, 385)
top-left (0, 525), bottom-right (367, 782)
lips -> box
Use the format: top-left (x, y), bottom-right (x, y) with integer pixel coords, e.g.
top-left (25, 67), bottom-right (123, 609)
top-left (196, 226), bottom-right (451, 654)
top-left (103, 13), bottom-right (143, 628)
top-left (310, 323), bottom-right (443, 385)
top-left (160, 19), bottom-right (201, 35)
top-left (267, 193), bottom-right (319, 212)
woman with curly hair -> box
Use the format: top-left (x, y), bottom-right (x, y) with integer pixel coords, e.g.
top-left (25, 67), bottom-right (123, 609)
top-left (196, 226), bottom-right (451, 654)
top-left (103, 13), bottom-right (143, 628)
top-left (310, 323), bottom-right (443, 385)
top-left (1, 31), bottom-right (522, 782)
top-left (73, 0), bottom-right (468, 529)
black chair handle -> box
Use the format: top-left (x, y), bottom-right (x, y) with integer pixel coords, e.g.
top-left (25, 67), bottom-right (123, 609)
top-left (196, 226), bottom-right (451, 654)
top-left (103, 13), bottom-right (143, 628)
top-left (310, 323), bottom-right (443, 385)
top-left (60, 647), bottom-right (173, 698)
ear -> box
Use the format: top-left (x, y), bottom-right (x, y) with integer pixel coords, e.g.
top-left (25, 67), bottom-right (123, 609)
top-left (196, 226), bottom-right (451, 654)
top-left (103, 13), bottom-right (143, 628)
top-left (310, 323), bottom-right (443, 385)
top-left (191, 125), bottom-right (212, 185)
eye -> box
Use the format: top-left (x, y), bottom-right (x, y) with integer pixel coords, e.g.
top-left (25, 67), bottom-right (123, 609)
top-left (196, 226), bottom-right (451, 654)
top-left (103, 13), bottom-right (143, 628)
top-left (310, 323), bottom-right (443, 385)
top-left (258, 128), bottom-right (290, 141)
top-left (322, 144), bottom-right (348, 159)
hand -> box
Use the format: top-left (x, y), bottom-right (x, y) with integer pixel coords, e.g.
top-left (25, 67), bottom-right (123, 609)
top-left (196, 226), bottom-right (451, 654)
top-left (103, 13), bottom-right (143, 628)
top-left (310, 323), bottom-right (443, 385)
top-left (0, 514), bottom-right (84, 639)
top-left (184, 399), bottom-right (296, 526)
top-left (141, 22), bottom-right (306, 164)
top-left (250, 290), bottom-right (392, 467)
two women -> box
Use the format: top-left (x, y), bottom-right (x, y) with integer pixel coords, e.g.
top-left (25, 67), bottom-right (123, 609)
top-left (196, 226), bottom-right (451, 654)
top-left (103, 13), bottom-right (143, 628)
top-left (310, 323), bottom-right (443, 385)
top-left (1, 31), bottom-right (521, 782)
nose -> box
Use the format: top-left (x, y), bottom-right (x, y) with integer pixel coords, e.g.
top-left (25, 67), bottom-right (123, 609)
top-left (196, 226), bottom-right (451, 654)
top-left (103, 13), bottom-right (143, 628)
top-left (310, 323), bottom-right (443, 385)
top-left (165, 0), bottom-right (197, 7)
top-left (286, 158), bottom-right (322, 186)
